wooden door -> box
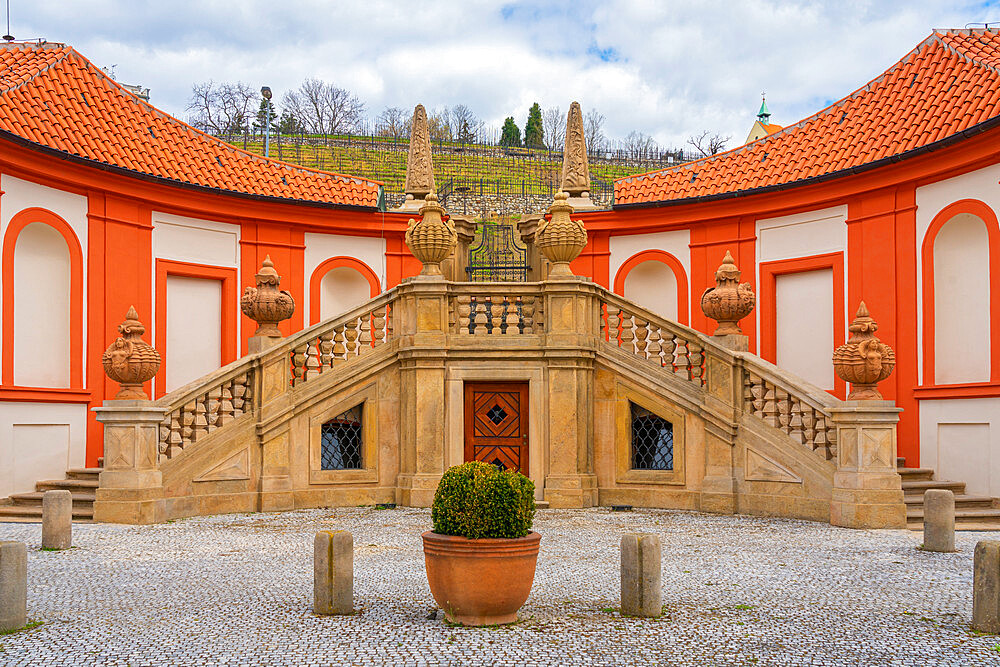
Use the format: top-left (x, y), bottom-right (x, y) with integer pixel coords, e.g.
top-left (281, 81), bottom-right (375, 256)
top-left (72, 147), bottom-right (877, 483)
top-left (464, 381), bottom-right (529, 474)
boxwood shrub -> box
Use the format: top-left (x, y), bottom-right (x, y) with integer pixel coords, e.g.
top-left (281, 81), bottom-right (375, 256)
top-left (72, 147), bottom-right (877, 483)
top-left (432, 461), bottom-right (536, 539)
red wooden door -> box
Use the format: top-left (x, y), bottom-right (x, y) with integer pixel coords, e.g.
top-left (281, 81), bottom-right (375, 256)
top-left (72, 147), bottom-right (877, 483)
top-left (464, 381), bottom-right (529, 474)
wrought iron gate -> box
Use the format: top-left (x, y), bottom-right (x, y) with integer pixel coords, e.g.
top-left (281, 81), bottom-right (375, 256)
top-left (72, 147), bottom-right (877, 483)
top-left (466, 223), bottom-right (528, 282)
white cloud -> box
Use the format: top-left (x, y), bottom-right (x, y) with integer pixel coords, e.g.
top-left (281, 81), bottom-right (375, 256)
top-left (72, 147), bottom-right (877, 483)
top-left (8, 0), bottom-right (997, 148)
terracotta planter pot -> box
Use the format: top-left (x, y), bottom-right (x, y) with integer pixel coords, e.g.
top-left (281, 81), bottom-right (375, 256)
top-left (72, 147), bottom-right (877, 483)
top-left (422, 530), bottom-right (541, 626)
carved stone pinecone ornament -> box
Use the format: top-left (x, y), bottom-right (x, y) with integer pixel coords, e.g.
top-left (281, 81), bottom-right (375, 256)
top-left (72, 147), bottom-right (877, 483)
top-left (536, 192), bottom-right (587, 277)
top-left (833, 301), bottom-right (896, 400)
top-left (102, 306), bottom-right (161, 400)
top-left (241, 255), bottom-right (295, 337)
top-left (405, 193), bottom-right (457, 277)
top-left (701, 250), bottom-right (756, 335)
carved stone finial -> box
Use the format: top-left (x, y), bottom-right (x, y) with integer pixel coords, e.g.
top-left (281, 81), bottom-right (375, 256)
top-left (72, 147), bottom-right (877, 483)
top-left (560, 102), bottom-right (590, 198)
top-left (536, 192), bottom-right (587, 278)
top-left (700, 250), bottom-right (756, 335)
top-left (833, 301), bottom-right (896, 400)
top-left (240, 255), bottom-right (295, 337)
top-left (405, 193), bottom-right (457, 277)
top-left (403, 104), bottom-right (435, 202)
top-left (102, 306), bottom-right (161, 400)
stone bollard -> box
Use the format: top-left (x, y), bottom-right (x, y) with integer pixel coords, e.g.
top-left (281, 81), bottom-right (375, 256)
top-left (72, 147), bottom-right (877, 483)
top-left (621, 533), bottom-right (662, 617)
top-left (923, 489), bottom-right (955, 553)
top-left (974, 540), bottom-right (1000, 633)
top-left (0, 541), bottom-right (27, 632)
top-left (42, 490), bottom-right (73, 550)
top-left (314, 530), bottom-right (353, 615)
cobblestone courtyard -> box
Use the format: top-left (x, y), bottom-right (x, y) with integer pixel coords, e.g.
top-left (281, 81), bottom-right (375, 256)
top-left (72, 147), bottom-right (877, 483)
top-left (0, 508), bottom-right (997, 666)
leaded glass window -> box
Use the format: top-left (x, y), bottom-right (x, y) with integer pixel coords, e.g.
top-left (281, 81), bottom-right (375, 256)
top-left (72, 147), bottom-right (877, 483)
top-left (321, 404), bottom-right (363, 470)
top-left (630, 403), bottom-right (673, 470)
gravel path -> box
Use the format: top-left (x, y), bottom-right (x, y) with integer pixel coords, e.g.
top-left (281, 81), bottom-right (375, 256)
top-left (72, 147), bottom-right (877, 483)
top-left (0, 508), bottom-right (997, 666)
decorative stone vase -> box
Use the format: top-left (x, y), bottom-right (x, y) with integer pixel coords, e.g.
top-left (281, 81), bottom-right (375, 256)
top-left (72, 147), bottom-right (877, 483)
top-left (422, 531), bottom-right (541, 626)
top-left (536, 192), bottom-right (587, 277)
top-left (101, 306), bottom-right (161, 400)
top-left (240, 255), bottom-right (295, 337)
top-left (833, 301), bottom-right (896, 400)
top-left (405, 193), bottom-right (457, 277)
top-left (701, 250), bottom-right (755, 335)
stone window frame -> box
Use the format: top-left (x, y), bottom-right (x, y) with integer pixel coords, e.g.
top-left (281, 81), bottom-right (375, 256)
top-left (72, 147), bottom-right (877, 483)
top-left (614, 382), bottom-right (685, 486)
top-left (309, 382), bottom-right (378, 484)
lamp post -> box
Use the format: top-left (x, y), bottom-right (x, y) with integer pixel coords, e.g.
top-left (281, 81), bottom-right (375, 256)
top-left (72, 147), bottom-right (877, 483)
top-left (261, 86), bottom-right (272, 158)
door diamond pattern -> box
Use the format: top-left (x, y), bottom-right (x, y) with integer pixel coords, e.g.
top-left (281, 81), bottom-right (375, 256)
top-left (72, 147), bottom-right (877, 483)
top-left (465, 383), bottom-right (529, 474)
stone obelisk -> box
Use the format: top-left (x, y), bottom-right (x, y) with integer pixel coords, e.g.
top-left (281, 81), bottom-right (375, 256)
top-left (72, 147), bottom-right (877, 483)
top-left (560, 101), bottom-right (596, 210)
top-left (396, 104), bottom-right (435, 211)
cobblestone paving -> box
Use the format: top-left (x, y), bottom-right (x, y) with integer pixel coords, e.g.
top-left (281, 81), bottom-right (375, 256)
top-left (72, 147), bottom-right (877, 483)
top-left (0, 508), bottom-right (997, 666)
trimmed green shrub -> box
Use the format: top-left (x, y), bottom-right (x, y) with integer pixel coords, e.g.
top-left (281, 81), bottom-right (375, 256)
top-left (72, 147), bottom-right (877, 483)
top-left (432, 461), bottom-right (536, 539)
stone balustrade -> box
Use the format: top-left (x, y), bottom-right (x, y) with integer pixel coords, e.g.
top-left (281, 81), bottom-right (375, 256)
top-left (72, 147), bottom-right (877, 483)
top-left (450, 284), bottom-right (545, 335)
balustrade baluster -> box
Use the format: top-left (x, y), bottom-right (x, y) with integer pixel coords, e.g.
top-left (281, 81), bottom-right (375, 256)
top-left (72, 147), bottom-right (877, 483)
top-left (607, 307), bottom-right (621, 345)
top-left (291, 343), bottom-right (309, 382)
top-left (688, 341), bottom-right (704, 385)
top-left (646, 327), bottom-right (662, 366)
top-left (319, 332), bottom-right (334, 369)
top-left (231, 377), bottom-right (247, 415)
top-left (619, 312), bottom-right (635, 353)
top-left (359, 316), bottom-right (373, 353)
top-left (456, 296), bottom-right (471, 334)
top-left (505, 296), bottom-right (520, 335)
top-left (373, 307), bottom-right (387, 345)
top-left (305, 338), bottom-right (322, 377)
top-left (473, 298), bottom-right (488, 336)
top-left (633, 317), bottom-right (649, 359)
top-left (332, 327), bottom-right (346, 362)
top-left (489, 297), bottom-right (504, 334)
top-left (344, 321), bottom-right (359, 357)
top-left (521, 298), bottom-right (535, 334)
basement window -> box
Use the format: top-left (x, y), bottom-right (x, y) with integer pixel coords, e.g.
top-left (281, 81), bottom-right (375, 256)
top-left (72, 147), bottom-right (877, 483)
top-left (320, 404), bottom-right (363, 470)
top-left (630, 403), bottom-right (673, 470)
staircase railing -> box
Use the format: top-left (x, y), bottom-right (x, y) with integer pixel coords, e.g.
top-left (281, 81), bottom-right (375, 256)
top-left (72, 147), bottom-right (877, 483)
top-left (449, 283), bottom-right (545, 335)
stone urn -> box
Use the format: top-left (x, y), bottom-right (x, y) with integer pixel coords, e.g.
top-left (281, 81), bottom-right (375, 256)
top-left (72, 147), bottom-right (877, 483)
top-left (404, 193), bottom-right (456, 277)
top-left (833, 302), bottom-right (896, 400)
top-left (241, 255), bottom-right (295, 337)
top-left (701, 250), bottom-right (755, 335)
top-left (536, 191), bottom-right (587, 277)
top-left (101, 306), bottom-right (161, 400)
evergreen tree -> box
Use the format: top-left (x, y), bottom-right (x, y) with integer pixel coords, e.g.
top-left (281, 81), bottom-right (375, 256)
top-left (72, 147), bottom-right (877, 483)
top-left (500, 116), bottom-right (521, 147)
top-left (253, 98), bottom-right (278, 133)
top-left (278, 109), bottom-right (303, 135)
top-left (524, 102), bottom-right (544, 149)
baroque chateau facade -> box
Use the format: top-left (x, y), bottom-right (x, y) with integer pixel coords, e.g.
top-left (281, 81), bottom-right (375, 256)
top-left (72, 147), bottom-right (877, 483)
top-left (0, 30), bottom-right (997, 524)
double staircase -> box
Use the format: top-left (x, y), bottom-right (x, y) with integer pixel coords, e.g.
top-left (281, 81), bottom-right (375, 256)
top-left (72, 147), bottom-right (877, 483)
top-left (898, 457), bottom-right (1000, 531)
top-left (0, 468), bottom-right (101, 522)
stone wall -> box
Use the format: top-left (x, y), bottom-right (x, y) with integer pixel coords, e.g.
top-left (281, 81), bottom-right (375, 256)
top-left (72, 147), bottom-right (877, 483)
top-left (384, 191), bottom-right (612, 217)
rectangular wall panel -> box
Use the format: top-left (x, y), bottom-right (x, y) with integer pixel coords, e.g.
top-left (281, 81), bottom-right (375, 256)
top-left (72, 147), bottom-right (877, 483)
top-left (165, 275), bottom-right (222, 392)
top-left (937, 423), bottom-right (991, 497)
top-left (775, 269), bottom-right (835, 390)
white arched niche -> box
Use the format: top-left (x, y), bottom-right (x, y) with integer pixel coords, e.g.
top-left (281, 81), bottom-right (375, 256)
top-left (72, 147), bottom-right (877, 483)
top-left (320, 267), bottom-right (374, 321)
top-left (622, 260), bottom-right (679, 322)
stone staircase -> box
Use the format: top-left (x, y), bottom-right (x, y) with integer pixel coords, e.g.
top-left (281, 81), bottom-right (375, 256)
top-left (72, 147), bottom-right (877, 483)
top-left (898, 457), bottom-right (1000, 531)
top-left (0, 468), bottom-right (101, 522)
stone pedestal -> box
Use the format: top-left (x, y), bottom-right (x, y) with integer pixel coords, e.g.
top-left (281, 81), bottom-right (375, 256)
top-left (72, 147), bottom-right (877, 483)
top-left (829, 401), bottom-right (906, 529)
top-left (443, 215), bottom-right (477, 282)
top-left (0, 541), bottom-right (27, 632)
top-left (711, 333), bottom-right (749, 352)
top-left (314, 530), bottom-right (354, 615)
top-left (248, 334), bottom-right (283, 354)
top-left (42, 490), bottom-right (73, 549)
top-left (923, 489), bottom-right (955, 552)
top-left (93, 401), bottom-right (168, 524)
top-left (621, 533), bottom-right (662, 617)
top-left (974, 540), bottom-right (1000, 633)
top-left (258, 351), bottom-right (294, 512)
top-left (517, 214), bottom-right (548, 282)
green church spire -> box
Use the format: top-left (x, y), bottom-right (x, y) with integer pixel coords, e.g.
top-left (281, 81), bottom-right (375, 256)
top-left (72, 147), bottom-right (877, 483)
top-left (757, 93), bottom-right (771, 124)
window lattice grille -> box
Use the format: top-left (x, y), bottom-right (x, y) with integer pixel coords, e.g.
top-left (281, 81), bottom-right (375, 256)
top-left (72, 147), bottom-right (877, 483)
top-left (321, 404), bottom-right (363, 470)
top-left (631, 403), bottom-right (673, 470)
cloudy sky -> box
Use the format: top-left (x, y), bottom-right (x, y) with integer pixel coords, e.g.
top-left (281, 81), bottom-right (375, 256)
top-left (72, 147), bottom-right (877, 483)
top-left (8, 1), bottom-right (999, 148)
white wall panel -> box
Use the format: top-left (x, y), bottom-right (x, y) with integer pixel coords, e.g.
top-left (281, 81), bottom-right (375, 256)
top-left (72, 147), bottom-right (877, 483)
top-left (608, 230), bottom-right (690, 321)
top-left (12, 223), bottom-right (71, 386)
top-left (165, 276), bottom-right (222, 392)
top-left (622, 260), bottom-right (679, 321)
top-left (320, 267), bottom-right (374, 321)
top-left (920, 397), bottom-right (1000, 497)
top-left (757, 206), bottom-right (847, 263)
top-left (304, 232), bottom-right (385, 320)
top-left (0, 402), bottom-right (87, 497)
top-left (775, 269), bottom-right (835, 390)
top-left (915, 163), bottom-right (1000, 383)
top-left (0, 175), bottom-right (88, 384)
top-left (932, 213), bottom-right (991, 384)
top-left (152, 212), bottom-right (240, 267)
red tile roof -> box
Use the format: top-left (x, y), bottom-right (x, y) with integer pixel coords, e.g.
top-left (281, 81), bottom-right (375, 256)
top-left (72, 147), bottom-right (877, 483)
top-left (615, 29), bottom-right (1000, 207)
top-left (0, 42), bottom-right (381, 208)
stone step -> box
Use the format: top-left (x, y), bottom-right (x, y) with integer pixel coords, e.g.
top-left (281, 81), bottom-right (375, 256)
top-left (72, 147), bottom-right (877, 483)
top-left (907, 507), bottom-right (1000, 531)
top-left (0, 504), bottom-right (94, 521)
top-left (66, 468), bottom-right (102, 481)
top-left (36, 478), bottom-right (99, 491)
top-left (902, 479), bottom-right (966, 496)
top-left (9, 491), bottom-right (96, 507)
top-left (904, 493), bottom-right (994, 509)
top-left (897, 467), bottom-right (935, 481)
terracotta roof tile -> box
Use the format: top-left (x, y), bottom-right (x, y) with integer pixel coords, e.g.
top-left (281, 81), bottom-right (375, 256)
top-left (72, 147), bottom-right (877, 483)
top-left (0, 42), bottom-right (380, 208)
top-left (616, 29), bottom-right (1000, 206)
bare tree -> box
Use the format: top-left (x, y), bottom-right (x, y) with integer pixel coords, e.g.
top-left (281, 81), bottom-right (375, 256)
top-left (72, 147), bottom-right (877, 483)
top-left (450, 104), bottom-right (481, 144)
top-left (686, 130), bottom-right (730, 157)
top-left (187, 81), bottom-right (257, 134)
top-left (377, 106), bottom-right (409, 139)
top-left (281, 78), bottom-right (365, 135)
top-left (542, 106), bottom-right (565, 151)
top-left (624, 130), bottom-right (657, 159)
top-left (428, 106), bottom-right (452, 142)
top-left (584, 108), bottom-right (605, 152)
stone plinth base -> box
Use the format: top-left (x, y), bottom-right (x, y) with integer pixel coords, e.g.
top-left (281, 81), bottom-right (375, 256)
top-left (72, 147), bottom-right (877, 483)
top-left (93, 487), bottom-right (165, 525)
top-left (699, 475), bottom-right (737, 514)
top-left (396, 473), bottom-right (442, 507)
top-left (543, 474), bottom-right (598, 508)
top-left (830, 483), bottom-right (907, 529)
top-left (393, 195), bottom-right (428, 212)
top-left (711, 333), bottom-right (749, 352)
